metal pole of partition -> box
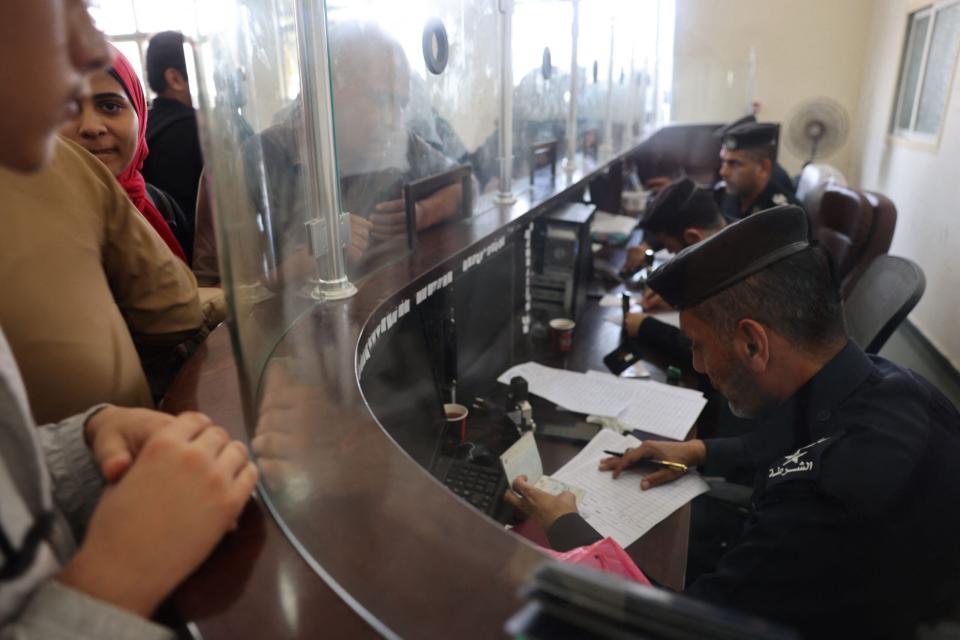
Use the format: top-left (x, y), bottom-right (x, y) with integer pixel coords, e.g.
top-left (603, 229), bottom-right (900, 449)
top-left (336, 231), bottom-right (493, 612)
top-left (601, 19), bottom-right (615, 160)
top-left (627, 42), bottom-right (637, 144)
top-left (295, 0), bottom-right (357, 301)
top-left (747, 45), bottom-right (757, 115)
top-left (564, 0), bottom-right (579, 176)
top-left (651, 0), bottom-right (661, 129)
top-left (496, 0), bottom-right (516, 205)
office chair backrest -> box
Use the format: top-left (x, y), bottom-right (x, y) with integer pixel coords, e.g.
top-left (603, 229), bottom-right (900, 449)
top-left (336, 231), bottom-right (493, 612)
top-left (844, 255), bottom-right (925, 354)
top-left (815, 185), bottom-right (873, 278)
top-left (795, 162), bottom-right (846, 219)
top-left (846, 190), bottom-right (898, 297)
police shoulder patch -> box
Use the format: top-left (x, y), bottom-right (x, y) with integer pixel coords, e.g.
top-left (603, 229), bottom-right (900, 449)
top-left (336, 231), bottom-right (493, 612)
top-left (772, 193), bottom-right (788, 206)
top-left (766, 436), bottom-right (835, 487)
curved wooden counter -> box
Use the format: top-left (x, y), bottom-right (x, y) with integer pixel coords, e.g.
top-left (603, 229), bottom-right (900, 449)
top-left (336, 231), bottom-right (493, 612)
top-left (162, 151), bottom-right (692, 638)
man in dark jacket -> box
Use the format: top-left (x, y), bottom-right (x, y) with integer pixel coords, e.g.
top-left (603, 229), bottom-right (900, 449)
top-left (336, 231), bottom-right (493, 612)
top-left (141, 31), bottom-right (203, 246)
top-left (717, 122), bottom-right (801, 221)
top-left (506, 206), bottom-right (960, 639)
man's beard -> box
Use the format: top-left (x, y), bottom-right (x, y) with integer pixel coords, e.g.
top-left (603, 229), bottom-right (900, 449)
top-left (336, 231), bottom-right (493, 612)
top-left (723, 357), bottom-right (771, 419)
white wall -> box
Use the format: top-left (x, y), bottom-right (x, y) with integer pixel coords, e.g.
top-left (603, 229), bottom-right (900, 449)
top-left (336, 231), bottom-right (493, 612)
top-left (672, 0), bottom-right (874, 176)
top-left (851, 0), bottom-right (960, 369)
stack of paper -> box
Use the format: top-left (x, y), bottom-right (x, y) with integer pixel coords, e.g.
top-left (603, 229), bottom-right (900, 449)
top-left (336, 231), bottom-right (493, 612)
top-left (551, 429), bottom-right (709, 547)
top-left (499, 363), bottom-right (707, 441)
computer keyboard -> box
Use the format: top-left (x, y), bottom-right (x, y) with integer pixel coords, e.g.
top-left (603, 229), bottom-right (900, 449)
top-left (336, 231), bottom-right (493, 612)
top-left (436, 459), bottom-right (506, 516)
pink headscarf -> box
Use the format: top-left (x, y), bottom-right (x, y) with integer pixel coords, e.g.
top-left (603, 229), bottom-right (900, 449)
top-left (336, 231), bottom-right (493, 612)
top-left (107, 44), bottom-right (187, 262)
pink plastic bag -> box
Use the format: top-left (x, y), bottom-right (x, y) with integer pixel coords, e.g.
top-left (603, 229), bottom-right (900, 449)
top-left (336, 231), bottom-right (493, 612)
top-left (541, 537), bottom-right (651, 585)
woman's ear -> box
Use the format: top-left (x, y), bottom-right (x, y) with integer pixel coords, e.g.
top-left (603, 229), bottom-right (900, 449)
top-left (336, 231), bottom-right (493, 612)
top-left (734, 318), bottom-right (770, 372)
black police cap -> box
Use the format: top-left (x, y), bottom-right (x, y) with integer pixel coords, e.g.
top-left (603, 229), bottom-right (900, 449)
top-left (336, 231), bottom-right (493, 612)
top-left (646, 205), bottom-right (811, 309)
top-left (721, 121), bottom-right (779, 151)
top-left (714, 113), bottom-right (756, 138)
top-left (639, 177), bottom-right (721, 237)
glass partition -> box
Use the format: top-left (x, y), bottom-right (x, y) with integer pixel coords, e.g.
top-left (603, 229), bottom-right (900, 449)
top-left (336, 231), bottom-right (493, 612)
top-left (512, 0), bottom-right (572, 191)
top-left (325, 1), bottom-right (497, 217)
top-left (188, 0), bottom-right (676, 634)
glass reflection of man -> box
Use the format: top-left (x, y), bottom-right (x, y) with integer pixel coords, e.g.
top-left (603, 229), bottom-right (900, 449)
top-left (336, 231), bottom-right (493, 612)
top-left (248, 22), bottom-right (471, 276)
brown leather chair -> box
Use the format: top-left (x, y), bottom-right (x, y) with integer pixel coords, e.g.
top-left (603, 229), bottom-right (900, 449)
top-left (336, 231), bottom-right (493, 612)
top-left (851, 191), bottom-right (898, 296)
top-left (794, 162), bottom-right (846, 220)
top-left (813, 185), bottom-right (897, 298)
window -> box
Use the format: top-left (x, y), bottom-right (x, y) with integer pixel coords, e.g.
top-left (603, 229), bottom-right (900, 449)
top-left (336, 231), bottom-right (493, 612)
top-left (88, 0), bottom-right (201, 97)
top-left (892, 1), bottom-right (960, 141)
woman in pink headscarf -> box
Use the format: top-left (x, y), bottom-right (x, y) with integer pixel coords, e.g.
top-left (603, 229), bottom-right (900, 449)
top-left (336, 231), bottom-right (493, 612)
top-left (60, 45), bottom-right (188, 261)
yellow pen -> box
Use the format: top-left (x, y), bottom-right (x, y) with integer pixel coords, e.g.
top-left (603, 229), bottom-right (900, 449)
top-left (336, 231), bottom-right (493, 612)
top-left (603, 451), bottom-right (689, 473)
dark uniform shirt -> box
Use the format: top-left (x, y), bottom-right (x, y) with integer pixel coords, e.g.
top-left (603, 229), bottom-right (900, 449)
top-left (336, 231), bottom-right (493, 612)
top-left (630, 316), bottom-right (691, 365)
top-left (548, 341), bottom-right (960, 638)
top-left (719, 176), bottom-right (802, 222)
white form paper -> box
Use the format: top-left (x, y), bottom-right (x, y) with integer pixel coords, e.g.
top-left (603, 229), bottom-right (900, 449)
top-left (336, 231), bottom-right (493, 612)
top-left (498, 362), bottom-right (634, 417)
top-left (551, 429), bottom-right (709, 547)
top-left (585, 371), bottom-right (705, 440)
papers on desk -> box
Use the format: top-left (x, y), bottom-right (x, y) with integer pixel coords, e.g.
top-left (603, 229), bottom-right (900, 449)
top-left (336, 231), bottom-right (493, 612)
top-left (498, 363), bottom-right (706, 441)
top-left (498, 362), bottom-right (636, 417)
top-left (551, 429), bottom-right (709, 547)
top-left (591, 211), bottom-right (639, 242)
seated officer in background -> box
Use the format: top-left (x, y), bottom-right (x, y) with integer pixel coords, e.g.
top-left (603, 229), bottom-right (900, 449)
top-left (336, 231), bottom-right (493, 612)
top-left (623, 117), bottom-right (796, 273)
top-left (506, 206), bottom-right (960, 638)
top-left (623, 177), bottom-right (725, 363)
top-left (717, 122), bottom-right (801, 221)
top-left (715, 114), bottom-right (794, 197)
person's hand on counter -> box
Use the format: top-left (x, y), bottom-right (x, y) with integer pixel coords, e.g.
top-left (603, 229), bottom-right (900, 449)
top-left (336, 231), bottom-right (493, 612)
top-left (641, 288), bottom-right (672, 313)
top-left (503, 475), bottom-right (577, 529)
top-left (59, 411), bottom-right (258, 618)
top-left (621, 242), bottom-right (651, 275)
top-left (624, 311), bottom-right (648, 338)
top-left (599, 439), bottom-right (706, 491)
top-left (346, 213), bottom-right (372, 261)
top-left (251, 365), bottom-right (317, 492)
top-left (84, 406), bottom-right (177, 482)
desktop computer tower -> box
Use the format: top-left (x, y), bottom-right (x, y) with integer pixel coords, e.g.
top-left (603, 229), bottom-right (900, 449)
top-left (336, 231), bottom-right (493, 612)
top-left (530, 202), bottom-right (596, 336)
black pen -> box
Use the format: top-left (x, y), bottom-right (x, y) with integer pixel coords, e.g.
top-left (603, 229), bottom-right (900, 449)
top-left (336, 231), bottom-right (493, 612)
top-left (602, 450), bottom-right (688, 472)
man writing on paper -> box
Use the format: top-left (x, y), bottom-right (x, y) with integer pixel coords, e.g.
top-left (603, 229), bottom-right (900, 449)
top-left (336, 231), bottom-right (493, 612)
top-left (505, 206), bottom-right (960, 638)
top-left (621, 177), bottom-right (725, 364)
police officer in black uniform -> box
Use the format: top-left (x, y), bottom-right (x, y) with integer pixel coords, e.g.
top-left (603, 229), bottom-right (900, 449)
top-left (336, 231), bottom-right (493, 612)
top-left (715, 114), bottom-right (794, 196)
top-left (505, 206), bottom-right (960, 639)
top-left (717, 122), bottom-right (802, 221)
top-left (622, 177), bottom-right (724, 363)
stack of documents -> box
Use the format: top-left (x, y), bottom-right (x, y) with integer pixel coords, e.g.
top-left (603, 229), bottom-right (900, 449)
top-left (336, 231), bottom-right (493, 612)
top-left (551, 429), bottom-right (709, 547)
top-left (498, 362), bottom-right (706, 441)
